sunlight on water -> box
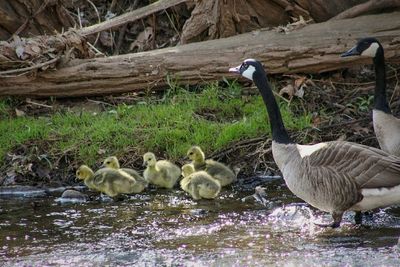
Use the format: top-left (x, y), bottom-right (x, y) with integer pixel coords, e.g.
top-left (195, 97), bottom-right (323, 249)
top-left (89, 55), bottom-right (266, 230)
top-left (0, 178), bottom-right (400, 266)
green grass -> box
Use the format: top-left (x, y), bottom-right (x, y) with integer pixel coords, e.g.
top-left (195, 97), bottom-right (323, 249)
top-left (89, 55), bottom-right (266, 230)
top-left (0, 82), bottom-right (310, 166)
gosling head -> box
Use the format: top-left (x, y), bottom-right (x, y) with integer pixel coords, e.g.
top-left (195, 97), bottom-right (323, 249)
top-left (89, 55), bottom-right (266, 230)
top-left (143, 152), bottom-right (157, 167)
top-left (76, 165), bottom-right (93, 181)
top-left (341, 37), bottom-right (382, 58)
top-left (181, 164), bottom-right (195, 177)
top-left (102, 156), bottom-right (120, 169)
top-left (186, 146), bottom-right (205, 162)
top-left (228, 58), bottom-right (265, 81)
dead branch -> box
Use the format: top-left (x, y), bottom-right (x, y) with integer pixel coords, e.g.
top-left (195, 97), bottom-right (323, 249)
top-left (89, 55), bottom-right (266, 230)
top-left (79, 0), bottom-right (188, 37)
top-left (332, 0), bottom-right (400, 20)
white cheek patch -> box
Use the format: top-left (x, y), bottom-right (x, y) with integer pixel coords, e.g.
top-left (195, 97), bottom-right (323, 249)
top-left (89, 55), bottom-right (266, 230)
top-left (242, 65), bottom-right (255, 80)
top-left (296, 143), bottom-right (328, 158)
top-left (361, 42), bottom-right (379, 57)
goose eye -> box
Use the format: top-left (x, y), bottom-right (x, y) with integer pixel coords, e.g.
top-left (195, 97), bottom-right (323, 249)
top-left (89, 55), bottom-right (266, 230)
top-left (106, 161), bottom-right (110, 164)
top-left (77, 171), bottom-right (80, 175)
top-left (189, 152), bottom-right (193, 155)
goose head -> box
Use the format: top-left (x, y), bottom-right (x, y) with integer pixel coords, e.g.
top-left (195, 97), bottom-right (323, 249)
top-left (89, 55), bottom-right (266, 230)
top-left (143, 152), bottom-right (157, 167)
top-left (229, 58), bottom-right (265, 81)
top-left (186, 146), bottom-right (205, 162)
top-left (181, 164), bottom-right (195, 177)
top-left (76, 165), bottom-right (93, 181)
top-left (341, 37), bottom-right (382, 58)
top-left (102, 156), bottom-right (120, 169)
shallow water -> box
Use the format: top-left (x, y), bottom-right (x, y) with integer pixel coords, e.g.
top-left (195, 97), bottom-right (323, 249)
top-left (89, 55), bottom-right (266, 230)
top-left (1, 177), bottom-right (400, 266)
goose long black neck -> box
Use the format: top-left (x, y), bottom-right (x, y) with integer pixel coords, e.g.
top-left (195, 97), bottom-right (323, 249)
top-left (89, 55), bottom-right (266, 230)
top-left (373, 46), bottom-right (391, 113)
top-left (253, 71), bottom-right (292, 144)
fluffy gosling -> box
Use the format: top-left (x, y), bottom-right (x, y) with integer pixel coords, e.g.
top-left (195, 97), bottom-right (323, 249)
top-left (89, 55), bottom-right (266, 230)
top-left (102, 156), bottom-right (148, 193)
top-left (180, 164), bottom-right (221, 200)
top-left (186, 146), bottom-right (236, 186)
top-left (76, 165), bottom-right (137, 197)
top-left (142, 152), bottom-right (181, 189)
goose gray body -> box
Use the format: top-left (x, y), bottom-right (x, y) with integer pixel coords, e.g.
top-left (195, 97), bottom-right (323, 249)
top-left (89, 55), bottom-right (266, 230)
top-left (373, 110), bottom-right (400, 157)
top-left (273, 141), bottom-right (400, 214)
top-left (230, 58), bottom-right (400, 227)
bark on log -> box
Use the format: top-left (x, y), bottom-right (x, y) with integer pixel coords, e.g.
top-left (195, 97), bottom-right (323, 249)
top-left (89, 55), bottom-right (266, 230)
top-left (180, 0), bottom-right (367, 43)
top-left (1, 12), bottom-right (400, 98)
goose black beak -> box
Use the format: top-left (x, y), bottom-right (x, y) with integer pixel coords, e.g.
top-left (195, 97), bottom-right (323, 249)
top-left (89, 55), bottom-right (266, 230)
top-left (229, 65), bottom-right (241, 74)
top-left (341, 46), bottom-right (359, 57)
top-left (100, 163), bottom-right (106, 168)
top-left (142, 162), bottom-right (147, 167)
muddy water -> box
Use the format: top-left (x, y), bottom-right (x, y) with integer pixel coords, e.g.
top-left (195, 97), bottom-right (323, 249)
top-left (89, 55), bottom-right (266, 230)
top-left (1, 177), bottom-right (400, 266)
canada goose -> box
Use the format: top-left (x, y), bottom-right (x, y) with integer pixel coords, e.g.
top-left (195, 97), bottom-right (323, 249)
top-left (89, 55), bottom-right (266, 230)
top-left (180, 164), bottom-right (221, 200)
top-left (102, 156), bottom-right (148, 193)
top-left (76, 165), bottom-right (137, 197)
top-left (342, 37), bottom-right (400, 156)
top-left (142, 152), bottom-right (181, 189)
top-left (229, 58), bottom-right (400, 228)
top-left (186, 146), bottom-right (236, 187)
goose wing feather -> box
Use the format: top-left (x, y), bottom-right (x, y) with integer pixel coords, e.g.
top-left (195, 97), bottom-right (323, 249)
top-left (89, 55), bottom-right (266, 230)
top-left (306, 141), bottom-right (400, 189)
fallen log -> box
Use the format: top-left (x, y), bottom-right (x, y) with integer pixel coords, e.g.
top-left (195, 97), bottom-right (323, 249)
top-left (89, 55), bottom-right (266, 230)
top-left (1, 12), bottom-right (400, 98)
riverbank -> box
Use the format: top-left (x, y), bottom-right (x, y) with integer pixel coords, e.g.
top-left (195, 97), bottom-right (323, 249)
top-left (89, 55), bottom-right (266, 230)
top-left (1, 66), bottom-right (398, 187)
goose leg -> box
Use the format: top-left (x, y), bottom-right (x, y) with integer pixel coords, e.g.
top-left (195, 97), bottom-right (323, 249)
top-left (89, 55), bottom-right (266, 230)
top-left (314, 211), bottom-right (343, 228)
top-left (354, 211), bottom-right (363, 225)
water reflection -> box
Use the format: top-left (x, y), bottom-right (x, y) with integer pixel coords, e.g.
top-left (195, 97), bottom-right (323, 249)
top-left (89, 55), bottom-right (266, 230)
top-left (0, 178), bottom-right (399, 266)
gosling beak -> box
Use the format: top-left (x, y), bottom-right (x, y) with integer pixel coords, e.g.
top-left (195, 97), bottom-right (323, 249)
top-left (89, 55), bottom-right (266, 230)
top-left (228, 65), bottom-right (241, 74)
top-left (142, 162), bottom-right (147, 167)
top-left (100, 163), bottom-right (106, 168)
top-left (341, 46), bottom-right (359, 57)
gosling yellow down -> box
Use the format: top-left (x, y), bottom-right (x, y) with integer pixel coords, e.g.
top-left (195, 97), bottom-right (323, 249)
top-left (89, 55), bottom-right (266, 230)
top-left (180, 164), bottom-right (221, 200)
top-left (76, 165), bottom-right (137, 197)
top-left (102, 156), bottom-right (148, 193)
top-left (187, 146), bottom-right (236, 187)
top-left (143, 152), bottom-right (181, 189)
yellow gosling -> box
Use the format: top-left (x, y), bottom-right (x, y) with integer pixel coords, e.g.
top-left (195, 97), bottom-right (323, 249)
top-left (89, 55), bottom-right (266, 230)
top-left (180, 164), bottom-right (221, 200)
top-left (186, 146), bottom-right (236, 186)
top-left (103, 156), bottom-right (148, 193)
top-left (142, 152), bottom-right (181, 189)
top-left (76, 165), bottom-right (137, 197)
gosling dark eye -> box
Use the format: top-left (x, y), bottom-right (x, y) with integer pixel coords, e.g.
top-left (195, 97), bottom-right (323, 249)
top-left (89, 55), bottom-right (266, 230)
top-left (77, 171), bottom-right (80, 175)
top-left (189, 152), bottom-right (193, 155)
top-left (106, 161), bottom-right (110, 164)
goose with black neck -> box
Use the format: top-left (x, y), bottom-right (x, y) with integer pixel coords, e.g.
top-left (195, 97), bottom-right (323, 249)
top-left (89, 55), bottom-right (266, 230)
top-left (342, 37), bottom-right (400, 156)
top-left (229, 58), bottom-right (400, 228)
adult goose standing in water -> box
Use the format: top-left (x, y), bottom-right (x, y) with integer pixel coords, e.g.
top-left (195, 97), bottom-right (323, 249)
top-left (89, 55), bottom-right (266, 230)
top-left (229, 58), bottom-right (400, 228)
top-left (342, 37), bottom-right (400, 156)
